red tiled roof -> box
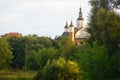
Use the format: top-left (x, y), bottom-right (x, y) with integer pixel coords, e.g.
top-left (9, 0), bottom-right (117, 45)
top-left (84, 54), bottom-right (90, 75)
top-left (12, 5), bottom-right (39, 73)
top-left (4, 32), bottom-right (22, 37)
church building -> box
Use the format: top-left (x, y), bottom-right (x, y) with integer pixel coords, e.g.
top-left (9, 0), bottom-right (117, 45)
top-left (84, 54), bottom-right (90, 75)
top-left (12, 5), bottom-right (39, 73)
top-left (62, 7), bottom-right (89, 45)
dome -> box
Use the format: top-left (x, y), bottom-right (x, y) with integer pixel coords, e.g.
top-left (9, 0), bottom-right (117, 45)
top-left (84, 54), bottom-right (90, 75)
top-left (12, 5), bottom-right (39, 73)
top-left (75, 27), bottom-right (89, 39)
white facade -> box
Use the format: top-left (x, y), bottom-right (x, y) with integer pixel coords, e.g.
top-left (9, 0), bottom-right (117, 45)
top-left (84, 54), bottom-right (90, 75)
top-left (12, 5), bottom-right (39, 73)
top-left (77, 20), bottom-right (84, 28)
top-left (62, 7), bottom-right (89, 40)
top-left (69, 27), bottom-right (74, 32)
top-left (75, 28), bottom-right (89, 39)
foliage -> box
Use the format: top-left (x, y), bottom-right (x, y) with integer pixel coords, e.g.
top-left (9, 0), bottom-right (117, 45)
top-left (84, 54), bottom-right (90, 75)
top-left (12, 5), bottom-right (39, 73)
top-left (38, 47), bottom-right (58, 70)
top-left (37, 37), bottom-right (53, 48)
top-left (26, 36), bottom-right (74, 71)
top-left (96, 8), bottom-right (120, 52)
top-left (53, 36), bottom-right (71, 49)
top-left (88, 1), bottom-right (120, 53)
top-left (34, 57), bottom-right (80, 80)
top-left (27, 50), bottom-right (40, 70)
top-left (0, 38), bottom-right (13, 70)
top-left (75, 42), bottom-right (110, 80)
top-left (87, 0), bottom-right (120, 79)
top-left (109, 0), bottom-right (120, 9)
top-left (7, 35), bottom-right (53, 69)
top-left (89, 0), bottom-right (120, 9)
top-left (108, 44), bottom-right (120, 78)
top-left (7, 37), bottom-right (27, 69)
top-left (27, 47), bottom-right (58, 70)
top-left (61, 41), bottom-right (77, 60)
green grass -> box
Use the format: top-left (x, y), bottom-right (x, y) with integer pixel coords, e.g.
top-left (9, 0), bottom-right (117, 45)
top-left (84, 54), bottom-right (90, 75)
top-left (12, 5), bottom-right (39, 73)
top-left (0, 70), bottom-right (37, 80)
top-left (0, 70), bottom-right (119, 80)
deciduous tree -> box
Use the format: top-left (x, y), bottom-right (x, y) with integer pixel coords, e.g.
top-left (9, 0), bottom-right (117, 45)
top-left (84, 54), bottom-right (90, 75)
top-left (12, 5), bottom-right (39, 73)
top-left (0, 38), bottom-right (13, 69)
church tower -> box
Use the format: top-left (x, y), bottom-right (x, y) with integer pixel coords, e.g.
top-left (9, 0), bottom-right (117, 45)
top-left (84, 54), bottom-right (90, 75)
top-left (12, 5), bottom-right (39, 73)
top-left (77, 7), bottom-right (84, 29)
top-left (64, 22), bottom-right (69, 32)
top-left (62, 6), bottom-right (89, 44)
top-left (69, 21), bottom-right (74, 42)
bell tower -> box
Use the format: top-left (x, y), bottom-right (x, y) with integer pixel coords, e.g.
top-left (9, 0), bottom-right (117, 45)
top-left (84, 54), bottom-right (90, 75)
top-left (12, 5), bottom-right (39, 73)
top-left (77, 7), bottom-right (84, 29)
top-left (69, 21), bottom-right (74, 42)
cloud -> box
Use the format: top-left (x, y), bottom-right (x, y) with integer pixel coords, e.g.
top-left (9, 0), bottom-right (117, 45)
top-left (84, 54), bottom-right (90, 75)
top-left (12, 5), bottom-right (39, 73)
top-left (0, 0), bottom-right (72, 23)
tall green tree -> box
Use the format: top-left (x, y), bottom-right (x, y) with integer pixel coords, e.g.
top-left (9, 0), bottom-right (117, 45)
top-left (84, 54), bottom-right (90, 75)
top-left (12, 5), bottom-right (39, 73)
top-left (88, 0), bottom-right (120, 53)
top-left (7, 37), bottom-right (27, 69)
top-left (0, 38), bottom-right (13, 70)
top-left (75, 42), bottom-right (110, 80)
top-left (87, 0), bottom-right (120, 79)
top-left (88, 8), bottom-right (120, 52)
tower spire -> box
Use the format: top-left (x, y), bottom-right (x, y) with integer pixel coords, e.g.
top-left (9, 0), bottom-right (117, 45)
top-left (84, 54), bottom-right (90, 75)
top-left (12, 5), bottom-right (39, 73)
top-left (77, 7), bottom-right (84, 28)
top-left (79, 7), bottom-right (82, 17)
top-left (70, 20), bottom-right (74, 27)
top-left (64, 21), bottom-right (68, 28)
top-left (77, 7), bottom-right (83, 20)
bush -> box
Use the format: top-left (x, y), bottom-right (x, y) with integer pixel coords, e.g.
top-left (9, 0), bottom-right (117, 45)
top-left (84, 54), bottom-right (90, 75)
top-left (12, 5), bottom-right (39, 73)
top-left (34, 57), bottom-right (80, 80)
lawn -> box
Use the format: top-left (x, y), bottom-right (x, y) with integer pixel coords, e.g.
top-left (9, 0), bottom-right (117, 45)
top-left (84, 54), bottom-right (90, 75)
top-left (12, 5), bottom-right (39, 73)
top-left (0, 70), bottom-right (37, 80)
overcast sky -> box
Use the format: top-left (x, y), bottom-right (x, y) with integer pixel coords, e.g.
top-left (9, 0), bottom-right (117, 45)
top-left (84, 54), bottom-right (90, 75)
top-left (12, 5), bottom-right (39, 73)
top-left (0, 0), bottom-right (91, 38)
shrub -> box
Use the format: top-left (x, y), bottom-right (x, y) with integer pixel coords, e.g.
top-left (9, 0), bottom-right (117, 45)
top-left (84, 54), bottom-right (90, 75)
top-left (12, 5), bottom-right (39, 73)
top-left (34, 57), bottom-right (80, 80)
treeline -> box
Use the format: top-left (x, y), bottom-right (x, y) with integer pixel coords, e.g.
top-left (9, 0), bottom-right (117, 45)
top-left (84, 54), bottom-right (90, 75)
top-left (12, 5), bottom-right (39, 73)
top-left (0, 0), bottom-right (120, 80)
top-left (0, 35), bottom-right (69, 70)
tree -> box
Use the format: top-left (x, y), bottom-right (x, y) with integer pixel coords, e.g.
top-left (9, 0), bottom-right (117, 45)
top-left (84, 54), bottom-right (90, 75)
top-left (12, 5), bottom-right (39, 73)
top-left (61, 41), bottom-right (77, 60)
top-left (7, 35), bottom-right (54, 70)
top-left (95, 8), bottom-right (120, 52)
top-left (37, 37), bottom-right (53, 48)
top-left (108, 44), bottom-right (120, 78)
top-left (76, 42), bottom-right (110, 80)
top-left (0, 38), bottom-right (13, 70)
top-left (27, 50), bottom-right (40, 70)
top-left (38, 47), bottom-right (58, 70)
top-left (109, 0), bottom-right (120, 9)
top-left (7, 37), bottom-right (27, 69)
top-left (88, 8), bottom-right (120, 52)
top-left (88, 0), bottom-right (120, 53)
top-left (89, 0), bottom-right (120, 9)
top-left (27, 47), bottom-right (58, 70)
top-left (53, 36), bottom-right (71, 55)
top-left (34, 57), bottom-right (80, 80)
top-left (87, 0), bottom-right (120, 79)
